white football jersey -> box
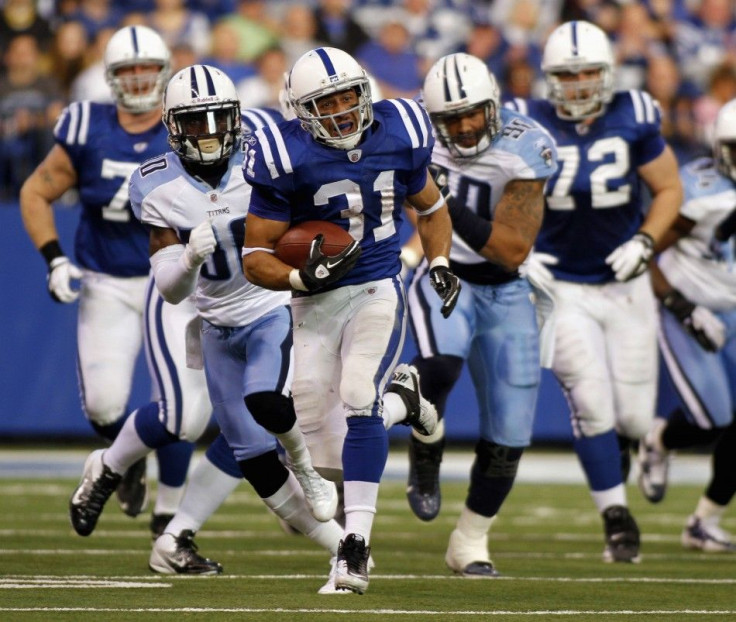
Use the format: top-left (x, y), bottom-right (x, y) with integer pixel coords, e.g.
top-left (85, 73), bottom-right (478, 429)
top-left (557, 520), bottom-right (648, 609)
top-left (130, 148), bottom-right (290, 326)
top-left (659, 157), bottom-right (736, 311)
top-left (432, 107), bottom-right (557, 266)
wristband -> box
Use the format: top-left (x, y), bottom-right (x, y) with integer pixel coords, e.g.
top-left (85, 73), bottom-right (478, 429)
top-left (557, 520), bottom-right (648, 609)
top-left (429, 256), bottom-right (449, 270)
top-left (40, 240), bottom-right (64, 268)
top-left (289, 269), bottom-right (308, 292)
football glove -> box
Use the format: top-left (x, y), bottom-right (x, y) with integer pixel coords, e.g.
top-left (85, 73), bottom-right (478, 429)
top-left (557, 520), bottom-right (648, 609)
top-left (299, 234), bottom-right (362, 291)
top-left (522, 252), bottom-right (558, 292)
top-left (47, 256), bottom-right (82, 303)
top-left (605, 232), bottom-right (654, 282)
top-left (429, 262), bottom-right (461, 318)
top-left (183, 220), bottom-right (217, 269)
top-left (662, 289), bottom-right (726, 352)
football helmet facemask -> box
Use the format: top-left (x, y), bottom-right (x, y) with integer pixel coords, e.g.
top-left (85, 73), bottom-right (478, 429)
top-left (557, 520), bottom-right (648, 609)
top-left (714, 99), bottom-right (736, 182)
top-left (287, 47), bottom-right (373, 150)
top-left (163, 64), bottom-right (242, 165)
top-left (541, 20), bottom-right (615, 121)
top-left (423, 53), bottom-right (501, 158)
top-left (104, 25), bottom-right (170, 113)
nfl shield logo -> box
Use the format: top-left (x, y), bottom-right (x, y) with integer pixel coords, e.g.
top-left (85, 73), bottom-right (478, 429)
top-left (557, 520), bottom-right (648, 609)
top-left (133, 142), bottom-right (148, 153)
top-left (210, 193), bottom-right (217, 202)
top-left (347, 149), bottom-right (362, 163)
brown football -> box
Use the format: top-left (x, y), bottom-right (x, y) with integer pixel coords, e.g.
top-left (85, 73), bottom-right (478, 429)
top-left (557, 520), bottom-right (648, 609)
top-left (275, 220), bottom-right (354, 270)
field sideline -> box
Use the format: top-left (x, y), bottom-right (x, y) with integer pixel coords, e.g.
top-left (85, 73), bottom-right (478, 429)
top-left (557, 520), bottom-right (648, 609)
top-left (2, 447), bottom-right (734, 622)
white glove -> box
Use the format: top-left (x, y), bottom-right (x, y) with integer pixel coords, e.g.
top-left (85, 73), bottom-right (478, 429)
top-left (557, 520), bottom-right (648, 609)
top-left (522, 252), bottom-right (558, 292)
top-left (690, 306), bottom-right (727, 351)
top-left (47, 256), bottom-right (83, 303)
top-left (183, 221), bottom-right (216, 270)
top-left (605, 232), bottom-right (654, 282)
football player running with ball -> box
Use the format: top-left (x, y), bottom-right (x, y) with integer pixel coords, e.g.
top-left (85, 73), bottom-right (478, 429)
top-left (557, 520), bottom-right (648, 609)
top-left (242, 47), bottom-right (459, 593)
top-left (506, 21), bottom-right (682, 562)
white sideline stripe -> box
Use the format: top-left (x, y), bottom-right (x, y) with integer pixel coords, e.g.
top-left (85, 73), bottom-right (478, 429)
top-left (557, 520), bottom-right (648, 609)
top-left (1, 607), bottom-right (735, 616)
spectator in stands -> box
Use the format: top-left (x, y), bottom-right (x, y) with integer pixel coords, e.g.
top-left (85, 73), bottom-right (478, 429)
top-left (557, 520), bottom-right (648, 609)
top-left (221, 0), bottom-right (279, 63)
top-left (69, 27), bottom-right (116, 103)
top-left (147, 0), bottom-right (212, 59)
top-left (313, 0), bottom-right (371, 57)
top-left (0, 35), bottom-right (64, 202)
top-left (201, 20), bottom-right (256, 84)
top-left (694, 61), bottom-right (736, 148)
top-left (462, 21), bottom-right (511, 86)
top-left (67, 0), bottom-right (124, 40)
top-left (50, 19), bottom-right (89, 98)
top-left (0, 0), bottom-right (53, 54)
top-left (235, 45), bottom-right (287, 109)
top-left (357, 21), bottom-right (424, 99)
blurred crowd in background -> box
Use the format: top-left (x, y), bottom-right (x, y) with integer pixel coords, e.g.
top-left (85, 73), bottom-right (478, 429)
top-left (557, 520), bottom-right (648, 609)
top-left (1, 0), bottom-right (735, 202)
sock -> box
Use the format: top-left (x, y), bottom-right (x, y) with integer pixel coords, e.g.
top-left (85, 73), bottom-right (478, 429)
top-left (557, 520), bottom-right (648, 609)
top-left (591, 484), bottom-right (627, 514)
top-left (103, 410), bottom-right (152, 474)
top-left (263, 471), bottom-right (342, 554)
top-left (456, 505), bottom-right (495, 540)
top-left (705, 420), bottom-right (736, 506)
top-left (574, 430), bottom-right (623, 491)
top-left (275, 425), bottom-right (312, 471)
top-left (153, 482), bottom-right (186, 516)
top-left (164, 456), bottom-right (241, 536)
top-left (343, 479), bottom-right (379, 544)
top-left (381, 392), bottom-right (405, 429)
top-left (343, 416), bottom-right (388, 483)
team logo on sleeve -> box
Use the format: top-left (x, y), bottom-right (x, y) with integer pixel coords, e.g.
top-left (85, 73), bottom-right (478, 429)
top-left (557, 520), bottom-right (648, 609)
top-left (347, 149), bottom-right (362, 163)
top-left (535, 139), bottom-right (554, 167)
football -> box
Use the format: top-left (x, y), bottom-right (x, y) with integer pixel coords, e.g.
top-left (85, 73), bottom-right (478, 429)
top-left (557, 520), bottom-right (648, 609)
top-left (274, 220), bottom-right (354, 270)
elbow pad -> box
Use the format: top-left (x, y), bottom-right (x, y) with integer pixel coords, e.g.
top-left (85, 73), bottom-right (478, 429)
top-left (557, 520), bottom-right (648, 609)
top-left (150, 244), bottom-right (199, 305)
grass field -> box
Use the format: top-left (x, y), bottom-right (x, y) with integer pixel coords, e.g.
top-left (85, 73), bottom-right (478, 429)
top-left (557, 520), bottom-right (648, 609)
top-left (2, 448), bottom-right (735, 622)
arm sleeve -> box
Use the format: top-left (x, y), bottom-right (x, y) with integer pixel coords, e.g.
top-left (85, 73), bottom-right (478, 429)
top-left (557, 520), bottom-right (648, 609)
top-left (149, 244), bottom-right (199, 305)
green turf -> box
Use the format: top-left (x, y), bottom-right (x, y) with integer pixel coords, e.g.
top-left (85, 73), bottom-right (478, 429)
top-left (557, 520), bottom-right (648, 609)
top-left (2, 460), bottom-right (735, 622)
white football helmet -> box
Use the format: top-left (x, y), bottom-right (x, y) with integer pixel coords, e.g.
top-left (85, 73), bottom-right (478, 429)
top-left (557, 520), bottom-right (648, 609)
top-left (163, 64), bottom-right (242, 165)
top-left (422, 53), bottom-right (501, 158)
top-left (714, 99), bottom-right (736, 181)
top-left (541, 21), bottom-right (615, 121)
top-left (104, 25), bottom-right (170, 113)
top-left (287, 47), bottom-right (373, 150)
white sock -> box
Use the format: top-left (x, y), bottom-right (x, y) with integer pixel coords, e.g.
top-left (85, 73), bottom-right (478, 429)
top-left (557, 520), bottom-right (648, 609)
top-left (382, 392), bottom-right (405, 429)
top-left (103, 411), bottom-right (150, 475)
top-left (343, 480), bottom-right (379, 544)
top-left (275, 425), bottom-right (312, 471)
top-left (591, 484), bottom-right (627, 514)
top-left (695, 496), bottom-right (727, 524)
top-left (456, 505), bottom-right (495, 540)
top-left (153, 483), bottom-right (185, 516)
top-left (264, 471), bottom-right (342, 554)
top-left (165, 456), bottom-right (241, 536)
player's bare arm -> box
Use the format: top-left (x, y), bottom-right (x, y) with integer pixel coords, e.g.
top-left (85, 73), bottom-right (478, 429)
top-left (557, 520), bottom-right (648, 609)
top-left (637, 144), bottom-right (683, 244)
top-left (478, 178), bottom-right (545, 270)
top-left (19, 145), bottom-right (77, 250)
top-left (242, 213), bottom-right (292, 290)
top-left (406, 173), bottom-right (452, 263)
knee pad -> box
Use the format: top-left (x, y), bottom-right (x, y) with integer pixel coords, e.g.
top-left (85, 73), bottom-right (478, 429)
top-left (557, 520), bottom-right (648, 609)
top-left (244, 391), bottom-right (297, 435)
top-left (412, 354), bottom-right (464, 417)
top-left (238, 449), bottom-right (289, 498)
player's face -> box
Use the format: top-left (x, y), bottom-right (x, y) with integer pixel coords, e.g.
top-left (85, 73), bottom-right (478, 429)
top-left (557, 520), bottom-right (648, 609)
top-left (553, 68), bottom-right (603, 112)
top-left (314, 88), bottom-right (360, 137)
top-left (114, 63), bottom-right (164, 97)
top-left (444, 106), bottom-right (487, 148)
top-left (178, 109), bottom-right (231, 153)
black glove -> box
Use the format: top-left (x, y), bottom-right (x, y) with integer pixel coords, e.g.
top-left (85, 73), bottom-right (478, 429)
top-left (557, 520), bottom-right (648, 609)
top-left (299, 234), bottom-right (362, 291)
top-left (429, 263), bottom-right (461, 318)
top-left (662, 289), bottom-right (726, 352)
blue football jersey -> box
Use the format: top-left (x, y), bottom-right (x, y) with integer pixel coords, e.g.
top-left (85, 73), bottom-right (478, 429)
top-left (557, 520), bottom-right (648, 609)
top-left (243, 98), bottom-right (434, 286)
top-left (53, 101), bottom-right (170, 277)
top-left (506, 91), bottom-right (667, 283)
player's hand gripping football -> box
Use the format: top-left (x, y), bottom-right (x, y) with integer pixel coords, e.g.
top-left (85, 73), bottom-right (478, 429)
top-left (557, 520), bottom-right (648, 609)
top-left (47, 256), bottom-right (83, 303)
top-left (183, 220), bottom-right (217, 269)
top-left (429, 261), bottom-right (461, 318)
top-left (299, 234), bottom-right (362, 291)
top-left (605, 231), bottom-right (654, 282)
top-left (662, 289), bottom-right (726, 352)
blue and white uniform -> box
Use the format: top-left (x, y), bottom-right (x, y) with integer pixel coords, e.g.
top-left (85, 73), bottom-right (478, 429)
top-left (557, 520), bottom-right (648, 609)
top-left (244, 98), bottom-right (432, 477)
top-left (131, 109), bottom-right (292, 460)
top-left (409, 107), bottom-right (557, 447)
top-left (54, 101), bottom-right (208, 454)
top-left (658, 158), bottom-right (736, 429)
top-left (507, 92), bottom-right (662, 444)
